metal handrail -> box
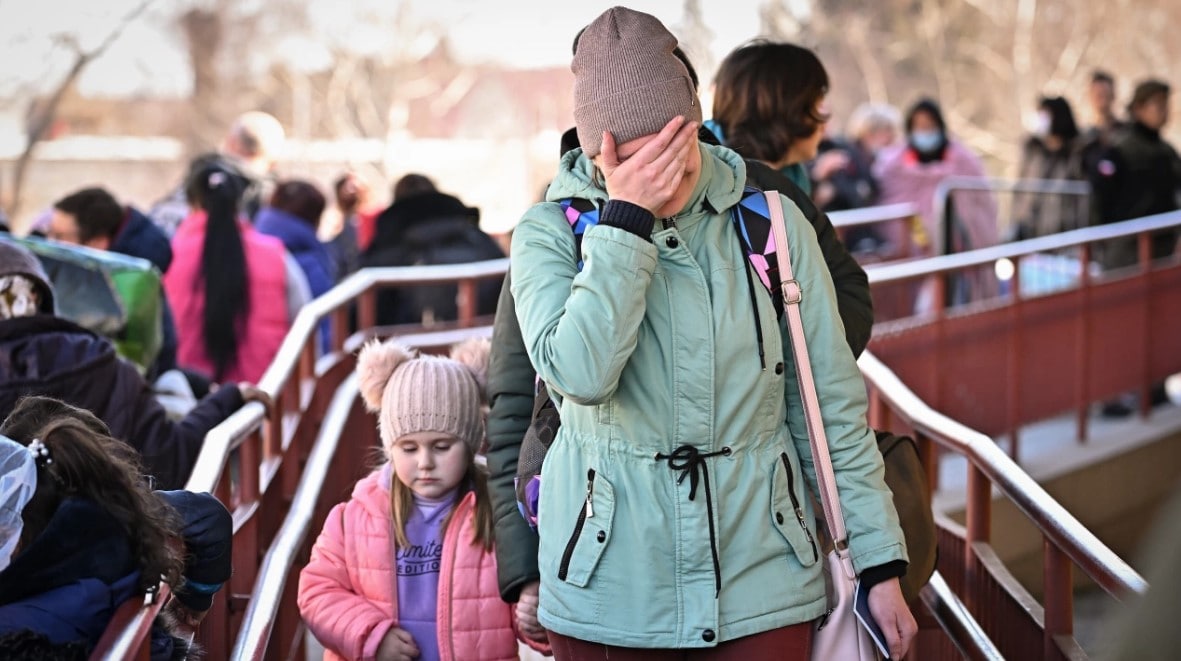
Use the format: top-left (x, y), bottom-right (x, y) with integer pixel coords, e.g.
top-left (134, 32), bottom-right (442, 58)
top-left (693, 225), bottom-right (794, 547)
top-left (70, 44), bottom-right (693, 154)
top-left (857, 350), bottom-right (1149, 599)
top-left (828, 202), bottom-right (920, 229)
top-left (864, 209), bottom-right (1181, 285)
top-left (185, 259), bottom-right (510, 492)
top-left (919, 572), bottom-right (1005, 661)
top-left (232, 373), bottom-right (358, 660)
top-left (91, 585), bottom-right (171, 660)
top-left (932, 176), bottom-right (1092, 254)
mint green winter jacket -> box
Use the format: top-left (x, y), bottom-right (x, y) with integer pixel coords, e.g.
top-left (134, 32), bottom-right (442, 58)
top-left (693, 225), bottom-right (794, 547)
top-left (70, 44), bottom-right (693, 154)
top-left (510, 143), bottom-right (906, 648)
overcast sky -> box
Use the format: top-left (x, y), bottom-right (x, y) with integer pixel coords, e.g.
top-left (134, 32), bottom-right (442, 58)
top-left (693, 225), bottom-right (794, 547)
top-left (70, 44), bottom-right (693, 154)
top-left (0, 0), bottom-right (769, 98)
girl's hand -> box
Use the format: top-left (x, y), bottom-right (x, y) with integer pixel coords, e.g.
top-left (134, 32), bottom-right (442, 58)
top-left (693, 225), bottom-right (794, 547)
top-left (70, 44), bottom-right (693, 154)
top-left (867, 577), bottom-right (918, 659)
top-left (237, 383), bottom-right (273, 414)
top-left (376, 627), bottom-right (420, 661)
top-left (599, 116), bottom-right (699, 214)
top-left (516, 580), bottom-right (549, 644)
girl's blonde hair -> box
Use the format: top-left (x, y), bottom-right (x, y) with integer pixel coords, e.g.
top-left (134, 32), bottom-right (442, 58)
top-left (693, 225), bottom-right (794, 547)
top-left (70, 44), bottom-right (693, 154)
top-left (388, 449), bottom-right (495, 551)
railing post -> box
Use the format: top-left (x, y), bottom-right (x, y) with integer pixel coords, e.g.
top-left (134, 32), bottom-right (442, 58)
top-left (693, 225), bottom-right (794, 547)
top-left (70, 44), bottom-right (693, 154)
top-left (1075, 243), bottom-right (1091, 443)
top-left (457, 278), bottom-right (477, 327)
top-left (359, 288), bottom-right (377, 332)
top-left (1043, 539), bottom-right (1073, 661)
top-left (1138, 231), bottom-right (1153, 419)
top-left (332, 306), bottom-right (350, 353)
top-left (964, 465), bottom-right (991, 611)
top-left (1007, 256), bottom-right (1022, 462)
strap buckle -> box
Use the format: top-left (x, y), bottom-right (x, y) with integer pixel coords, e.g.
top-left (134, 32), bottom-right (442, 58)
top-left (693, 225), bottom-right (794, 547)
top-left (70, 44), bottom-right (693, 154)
top-left (781, 279), bottom-right (803, 305)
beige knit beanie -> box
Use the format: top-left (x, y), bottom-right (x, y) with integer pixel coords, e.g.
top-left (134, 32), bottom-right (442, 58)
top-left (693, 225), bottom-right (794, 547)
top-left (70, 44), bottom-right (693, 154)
top-left (573, 6), bottom-right (701, 158)
top-left (357, 337), bottom-right (490, 455)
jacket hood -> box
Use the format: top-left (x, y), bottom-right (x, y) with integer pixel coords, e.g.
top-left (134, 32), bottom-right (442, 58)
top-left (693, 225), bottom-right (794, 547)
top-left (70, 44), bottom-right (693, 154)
top-left (255, 207), bottom-right (327, 254)
top-left (369, 192), bottom-right (480, 252)
top-left (0, 237), bottom-right (55, 315)
top-left (0, 316), bottom-right (117, 411)
top-left (546, 142), bottom-right (747, 222)
top-left (0, 497), bottom-right (137, 605)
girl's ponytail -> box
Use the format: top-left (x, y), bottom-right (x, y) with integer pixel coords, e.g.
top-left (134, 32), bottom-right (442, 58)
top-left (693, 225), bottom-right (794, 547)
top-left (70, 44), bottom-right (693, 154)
top-left (186, 158), bottom-right (249, 381)
top-left (19, 417), bottom-right (183, 593)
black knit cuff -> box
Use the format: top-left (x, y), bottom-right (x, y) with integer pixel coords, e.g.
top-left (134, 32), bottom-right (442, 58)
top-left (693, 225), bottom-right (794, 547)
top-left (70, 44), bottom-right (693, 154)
top-left (859, 560), bottom-right (909, 592)
top-left (600, 200), bottom-right (656, 240)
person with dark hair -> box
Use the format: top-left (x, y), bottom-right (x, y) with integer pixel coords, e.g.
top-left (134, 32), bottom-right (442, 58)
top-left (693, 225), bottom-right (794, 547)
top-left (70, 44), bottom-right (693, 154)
top-left (708, 40), bottom-right (830, 196)
top-left (149, 111), bottom-right (286, 236)
top-left (256, 179), bottom-right (337, 352)
top-left (48, 186), bottom-right (179, 378)
top-left (0, 630), bottom-right (87, 661)
top-left (506, 7), bottom-right (914, 658)
top-left (362, 179), bottom-right (504, 327)
top-left (1090, 79), bottom-right (1180, 268)
top-left (0, 396), bottom-right (234, 646)
top-left (163, 156), bottom-right (308, 383)
top-left (0, 239), bottom-right (267, 490)
top-left (873, 98), bottom-right (997, 257)
top-left (0, 418), bottom-right (184, 650)
top-left (326, 172), bottom-right (371, 276)
top-left (1012, 96), bottom-right (1088, 238)
top-left (1080, 71), bottom-right (1128, 180)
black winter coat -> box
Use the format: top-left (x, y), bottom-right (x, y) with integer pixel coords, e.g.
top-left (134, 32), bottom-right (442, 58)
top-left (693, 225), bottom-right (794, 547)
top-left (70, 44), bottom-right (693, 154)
top-left (486, 147), bottom-right (874, 601)
top-left (361, 192), bottom-right (505, 326)
top-left (0, 315), bottom-right (243, 490)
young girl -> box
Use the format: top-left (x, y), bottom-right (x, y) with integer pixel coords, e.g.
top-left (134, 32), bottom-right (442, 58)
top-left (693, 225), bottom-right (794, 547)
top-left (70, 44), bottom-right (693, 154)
top-left (298, 338), bottom-right (550, 661)
top-left (0, 407), bottom-right (184, 650)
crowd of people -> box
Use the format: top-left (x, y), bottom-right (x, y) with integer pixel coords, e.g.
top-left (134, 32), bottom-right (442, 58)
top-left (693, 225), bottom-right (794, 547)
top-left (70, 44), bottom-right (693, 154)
top-left (0, 4), bottom-right (1178, 660)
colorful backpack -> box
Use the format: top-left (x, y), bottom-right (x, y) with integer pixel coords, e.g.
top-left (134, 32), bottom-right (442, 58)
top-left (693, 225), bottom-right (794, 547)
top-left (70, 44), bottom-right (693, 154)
top-left (514, 187), bottom-right (783, 528)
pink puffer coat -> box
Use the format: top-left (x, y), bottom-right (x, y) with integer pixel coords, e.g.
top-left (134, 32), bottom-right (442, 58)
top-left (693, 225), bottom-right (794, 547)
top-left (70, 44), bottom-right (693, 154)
top-left (297, 468), bottom-right (549, 661)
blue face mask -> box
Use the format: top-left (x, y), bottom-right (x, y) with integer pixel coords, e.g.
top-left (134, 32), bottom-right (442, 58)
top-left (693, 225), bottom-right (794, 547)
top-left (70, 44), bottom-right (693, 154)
top-left (910, 130), bottom-right (944, 154)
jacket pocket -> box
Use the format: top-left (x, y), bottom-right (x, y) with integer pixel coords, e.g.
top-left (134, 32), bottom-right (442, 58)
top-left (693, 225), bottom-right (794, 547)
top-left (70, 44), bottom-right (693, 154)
top-left (771, 452), bottom-right (820, 567)
top-left (557, 468), bottom-right (616, 587)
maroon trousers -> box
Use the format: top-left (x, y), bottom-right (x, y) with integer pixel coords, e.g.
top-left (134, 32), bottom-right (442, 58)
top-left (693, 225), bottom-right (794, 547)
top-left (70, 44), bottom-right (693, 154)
top-left (548, 622), bottom-right (813, 661)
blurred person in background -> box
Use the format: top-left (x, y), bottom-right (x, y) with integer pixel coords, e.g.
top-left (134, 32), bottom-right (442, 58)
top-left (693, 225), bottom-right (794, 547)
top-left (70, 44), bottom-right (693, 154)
top-left (325, 172), bottom-right (372, 278)
top-left (1012, 96), bottom-right (1088, 239)
top-left (811, 102), bottom-right (902, 254)
top-left (873, 98), bottom-right (997, 257)
top-left (256, 179), bottom-right (336, 353)
top-left (48, 187), bottom-right (179, 380)
top-left (150, 111), bottom-right (286, 236)
top-left (1090, 79), bottom-right (1180, 269)
top-left (164, 155), bottom-right (308, 385)
top-left (1080, 70), bottom-right (1125, 177)
top-left (361, 174), bottom-right (503, 327)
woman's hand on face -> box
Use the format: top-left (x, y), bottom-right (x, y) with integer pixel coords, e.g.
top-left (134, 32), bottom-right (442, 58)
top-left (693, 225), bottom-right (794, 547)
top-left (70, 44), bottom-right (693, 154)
top-left (867, 577), bottom-right (918, 660)
top-left (376, 627), bottom-right (420, 661)
top-left (599, 115), bottom-right (699, 215)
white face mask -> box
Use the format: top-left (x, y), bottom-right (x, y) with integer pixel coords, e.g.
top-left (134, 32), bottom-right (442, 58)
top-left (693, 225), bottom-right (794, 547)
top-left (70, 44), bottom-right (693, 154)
top-left (909, 130), bottom-right (944, 154)
top-left (1031, 112), bottom-right (1052, 137)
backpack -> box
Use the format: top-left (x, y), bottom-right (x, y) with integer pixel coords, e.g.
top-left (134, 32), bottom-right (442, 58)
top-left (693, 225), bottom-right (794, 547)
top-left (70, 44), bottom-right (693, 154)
top-left (514, 187), bottom-right (782, 529)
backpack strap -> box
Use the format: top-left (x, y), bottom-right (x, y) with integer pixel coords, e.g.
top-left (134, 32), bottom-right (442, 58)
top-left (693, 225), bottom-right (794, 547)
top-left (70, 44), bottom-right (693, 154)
top-left (730, 186), bottom-right (785, 318)
top-left (557, 198), bottom-right (600, 270)
top-left (558, 189), bottom-right (783, 318)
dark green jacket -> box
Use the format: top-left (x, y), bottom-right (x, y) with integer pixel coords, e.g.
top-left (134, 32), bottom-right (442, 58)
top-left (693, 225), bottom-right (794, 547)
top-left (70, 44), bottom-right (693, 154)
top-left (486, 156), bottom-right (873, 602)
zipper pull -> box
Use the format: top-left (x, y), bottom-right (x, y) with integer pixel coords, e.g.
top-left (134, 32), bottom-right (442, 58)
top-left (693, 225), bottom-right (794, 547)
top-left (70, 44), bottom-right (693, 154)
top-left (586, 470), bottom-right (595, 518)
top-left (662, 217), bottom-right (676, 230)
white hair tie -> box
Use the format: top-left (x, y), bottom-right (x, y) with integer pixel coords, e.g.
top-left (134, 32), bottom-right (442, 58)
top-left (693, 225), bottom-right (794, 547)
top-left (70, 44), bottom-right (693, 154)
top-left (28, 438), bottom-right (51, 466)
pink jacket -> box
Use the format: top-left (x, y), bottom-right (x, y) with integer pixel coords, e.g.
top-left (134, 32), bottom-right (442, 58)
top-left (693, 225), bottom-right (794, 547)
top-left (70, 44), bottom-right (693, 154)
top-left (163, 210), bottom-right (290, 383)
top-left (298, 468), bottom-right (549, 661)
top-left (872, 140), bottom-right (998, 256)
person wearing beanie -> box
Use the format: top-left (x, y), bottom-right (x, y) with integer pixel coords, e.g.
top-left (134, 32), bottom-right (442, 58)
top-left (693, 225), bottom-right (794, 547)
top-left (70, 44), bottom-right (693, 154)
top-left (298, 337), bottom-right (550, 661)
top-left (508, 6), bottom-right (914, 658)
top-left (0, 238), bottom-right (268, 491)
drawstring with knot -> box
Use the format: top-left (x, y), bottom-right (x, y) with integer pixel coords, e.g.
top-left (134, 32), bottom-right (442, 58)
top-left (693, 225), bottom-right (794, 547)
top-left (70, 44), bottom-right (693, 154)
top-left (655, 444), bottom-right (731, 596)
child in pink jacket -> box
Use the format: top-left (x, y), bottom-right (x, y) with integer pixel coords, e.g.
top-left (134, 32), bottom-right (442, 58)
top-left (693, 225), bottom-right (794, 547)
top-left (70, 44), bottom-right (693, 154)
top-left (298, 338), bottom-right (551, 661)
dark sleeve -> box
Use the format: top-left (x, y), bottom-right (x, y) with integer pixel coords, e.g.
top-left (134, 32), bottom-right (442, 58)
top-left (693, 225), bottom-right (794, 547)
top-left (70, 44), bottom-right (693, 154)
top-left (156, 490), bottom-right (233, 612)
top-left (127, 363), bottom-right (244, 490)
top-left (486, 271), bottom-right (541, 602)
top-left (747, 161), bottom-right (875, 357)
top-left (859, 560), bottom-right (909, 592)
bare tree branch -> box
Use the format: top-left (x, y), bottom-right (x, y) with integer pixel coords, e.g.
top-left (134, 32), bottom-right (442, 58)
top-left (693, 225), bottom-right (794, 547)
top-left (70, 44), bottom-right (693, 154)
top-left (8, 0), bottom-right (157, 221)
